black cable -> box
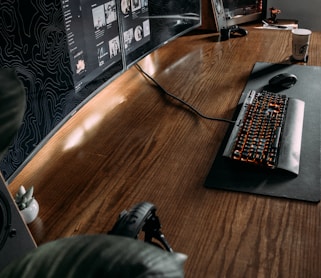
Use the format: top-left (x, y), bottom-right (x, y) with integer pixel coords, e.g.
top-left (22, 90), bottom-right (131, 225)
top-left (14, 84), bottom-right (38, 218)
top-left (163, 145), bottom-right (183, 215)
top-left (135, 63), bottom-right (235, 125)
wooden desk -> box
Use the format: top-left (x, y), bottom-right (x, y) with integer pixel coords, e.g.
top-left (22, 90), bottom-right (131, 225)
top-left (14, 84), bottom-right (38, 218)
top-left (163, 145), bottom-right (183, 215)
top-left (9, 26), bottom-right (321, 277)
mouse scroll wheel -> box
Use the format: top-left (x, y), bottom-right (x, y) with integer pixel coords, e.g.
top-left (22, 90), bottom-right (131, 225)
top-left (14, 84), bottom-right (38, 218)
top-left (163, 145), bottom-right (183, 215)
top-left (288, 77), bottom-right (297, 84)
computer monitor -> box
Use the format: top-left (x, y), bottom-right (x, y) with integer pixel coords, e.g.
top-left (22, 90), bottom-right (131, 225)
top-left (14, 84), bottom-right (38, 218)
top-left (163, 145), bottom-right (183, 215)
top-left (0, 0), bottom-right (201, 181)
top-left (223, 0), bottom-right (266, 27)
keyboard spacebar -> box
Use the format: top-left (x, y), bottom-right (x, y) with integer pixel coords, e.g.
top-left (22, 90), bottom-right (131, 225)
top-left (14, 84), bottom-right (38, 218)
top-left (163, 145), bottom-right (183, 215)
top-left (277, 98), bottom-right (305, 175)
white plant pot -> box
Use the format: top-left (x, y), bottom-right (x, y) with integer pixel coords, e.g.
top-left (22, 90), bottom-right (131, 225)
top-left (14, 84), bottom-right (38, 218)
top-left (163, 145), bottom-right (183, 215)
top-left (20, 199), bottom-right (39, 224)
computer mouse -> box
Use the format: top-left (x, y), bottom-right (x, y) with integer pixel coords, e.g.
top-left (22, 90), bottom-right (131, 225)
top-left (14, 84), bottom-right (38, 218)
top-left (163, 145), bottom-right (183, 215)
top-left (268, 73), bottom-right (298, 89)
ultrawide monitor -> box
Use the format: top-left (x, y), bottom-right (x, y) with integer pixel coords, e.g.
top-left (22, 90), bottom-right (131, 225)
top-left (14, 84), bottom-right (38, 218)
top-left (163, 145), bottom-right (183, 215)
top-left (0, 0), bottom-right (201, 181)
top-left (64, 0), bottom-right (201, 89)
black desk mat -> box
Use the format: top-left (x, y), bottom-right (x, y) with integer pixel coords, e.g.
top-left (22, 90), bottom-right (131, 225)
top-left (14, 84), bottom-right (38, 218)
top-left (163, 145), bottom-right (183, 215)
top-left (205, 62), bottom-right (321, 202)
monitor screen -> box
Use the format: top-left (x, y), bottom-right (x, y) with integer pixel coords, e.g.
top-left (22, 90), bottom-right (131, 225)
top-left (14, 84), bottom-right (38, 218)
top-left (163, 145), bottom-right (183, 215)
top-left (223, 0), bottom-right (266, 26)
top-left (0, 0), bottom-right (201, 181)
top-left (119, 0), bottom-right (201, 68)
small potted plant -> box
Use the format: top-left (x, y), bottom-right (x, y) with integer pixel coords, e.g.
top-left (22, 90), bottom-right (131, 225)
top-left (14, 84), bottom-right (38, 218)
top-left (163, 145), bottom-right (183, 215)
top-left (15, 185), bottom-right (39, 224)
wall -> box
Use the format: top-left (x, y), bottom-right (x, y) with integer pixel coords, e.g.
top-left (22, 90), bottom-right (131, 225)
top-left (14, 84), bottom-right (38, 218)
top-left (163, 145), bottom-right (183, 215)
top-left (267, 0), bottom-right (321, 31)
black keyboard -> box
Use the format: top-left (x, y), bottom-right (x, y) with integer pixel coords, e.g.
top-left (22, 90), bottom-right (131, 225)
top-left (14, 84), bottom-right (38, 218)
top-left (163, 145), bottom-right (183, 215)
top-left (223, 90), bottom-right (305, 175)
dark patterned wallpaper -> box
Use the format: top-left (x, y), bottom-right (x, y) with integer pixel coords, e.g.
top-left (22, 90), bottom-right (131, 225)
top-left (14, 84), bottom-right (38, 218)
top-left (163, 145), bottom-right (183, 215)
top-left (0, 0), bottom-right (75, 180)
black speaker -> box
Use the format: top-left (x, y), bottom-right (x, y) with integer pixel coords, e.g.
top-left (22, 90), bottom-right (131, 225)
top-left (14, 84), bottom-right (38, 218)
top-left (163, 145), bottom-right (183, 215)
top-left (0, 176), bottom-right (36, 270)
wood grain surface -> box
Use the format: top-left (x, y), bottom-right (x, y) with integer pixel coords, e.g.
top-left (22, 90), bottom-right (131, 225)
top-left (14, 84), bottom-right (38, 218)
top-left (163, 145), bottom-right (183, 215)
top-left (9, 26), bottom-right (321, 277)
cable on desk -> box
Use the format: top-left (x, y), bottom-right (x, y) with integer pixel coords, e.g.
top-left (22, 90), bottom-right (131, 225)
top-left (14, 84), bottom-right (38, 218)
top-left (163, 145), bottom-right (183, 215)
top-left (135, 63), bottom-right (235, 125)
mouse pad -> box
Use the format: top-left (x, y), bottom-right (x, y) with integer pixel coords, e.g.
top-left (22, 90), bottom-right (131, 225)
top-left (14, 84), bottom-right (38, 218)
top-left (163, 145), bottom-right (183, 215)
top-left (205, 62), bottom-right (321, 202)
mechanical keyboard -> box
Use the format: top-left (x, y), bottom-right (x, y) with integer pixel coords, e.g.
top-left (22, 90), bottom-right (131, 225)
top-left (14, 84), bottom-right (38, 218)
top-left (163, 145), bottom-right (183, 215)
top-left (223, 89), bottom-right (305, 175)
